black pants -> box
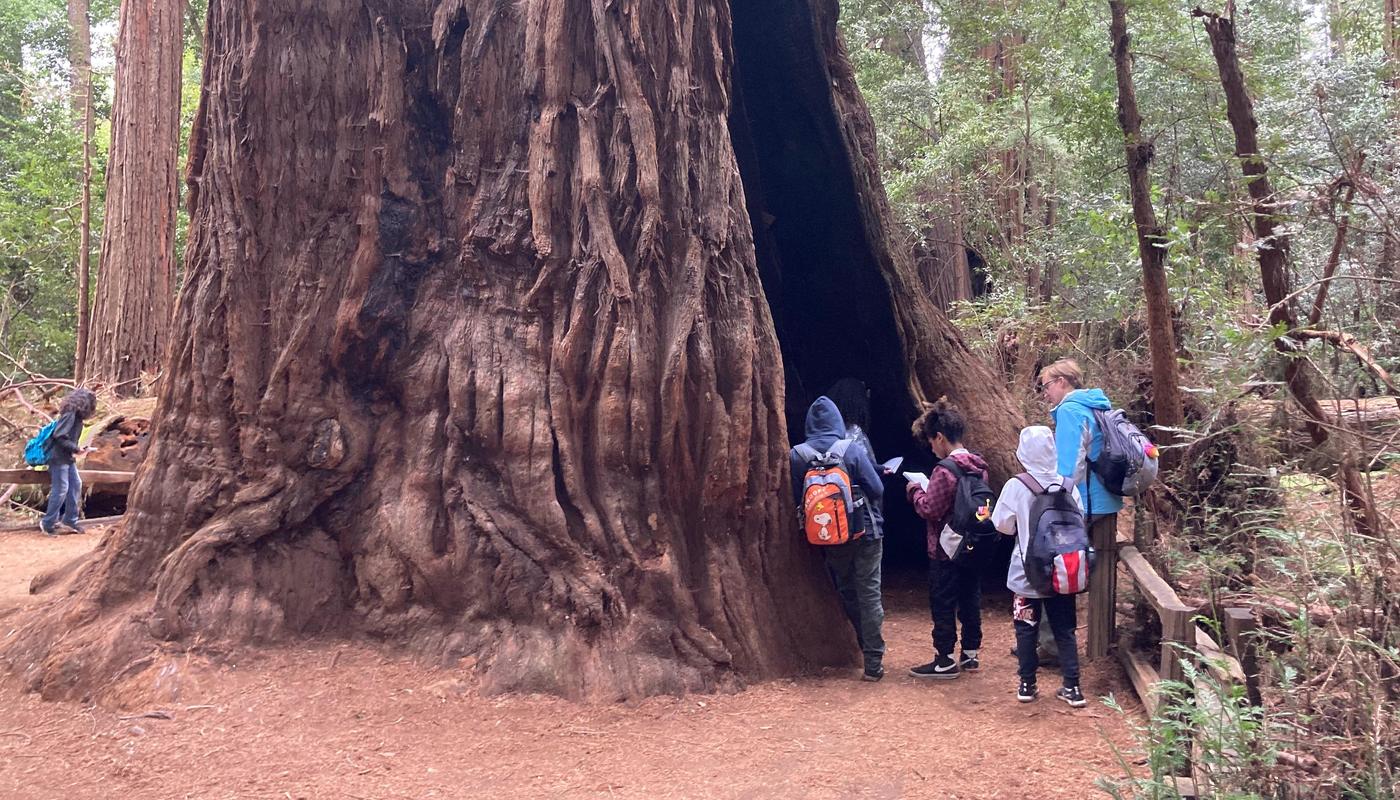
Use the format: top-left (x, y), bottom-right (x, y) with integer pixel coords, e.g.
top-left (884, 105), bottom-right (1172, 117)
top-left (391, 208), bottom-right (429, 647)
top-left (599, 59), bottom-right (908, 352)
top-left (1014, 594), bottom-right (1080, 686)
top-left (928, 558), bottom-right (981, 657)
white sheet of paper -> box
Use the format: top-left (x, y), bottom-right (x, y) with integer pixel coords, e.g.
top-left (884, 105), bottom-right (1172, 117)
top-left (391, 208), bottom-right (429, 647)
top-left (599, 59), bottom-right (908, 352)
top-left (902, 471), bottom-right (929, 491)
top-left (881, 456), bottom-right (903, 473)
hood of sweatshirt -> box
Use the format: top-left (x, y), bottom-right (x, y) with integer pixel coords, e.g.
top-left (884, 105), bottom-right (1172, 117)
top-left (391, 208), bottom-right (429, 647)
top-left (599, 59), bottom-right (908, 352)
top-left (803, 396), bottom-right (846, 451)
top-left (1054, 388), bottom-right (1113, 415)
top-left (1016, 425), bottom-right (1062, 484)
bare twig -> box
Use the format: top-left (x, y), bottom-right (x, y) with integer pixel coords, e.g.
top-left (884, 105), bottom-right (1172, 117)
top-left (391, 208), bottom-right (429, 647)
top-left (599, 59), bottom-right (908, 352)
top-left (1308, 159), bottom-right (1361, 326)
top-left (0, 349), bottom-right (41, 383)
top-left (9, 388), bottom-right (52, 422)
top-left (1292, 329), bottom-right (1400, 404)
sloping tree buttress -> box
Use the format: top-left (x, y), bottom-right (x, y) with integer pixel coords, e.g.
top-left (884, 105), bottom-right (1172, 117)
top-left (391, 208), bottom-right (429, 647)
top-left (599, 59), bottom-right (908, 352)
top-left (6, 0), bottom-right (1020, 702)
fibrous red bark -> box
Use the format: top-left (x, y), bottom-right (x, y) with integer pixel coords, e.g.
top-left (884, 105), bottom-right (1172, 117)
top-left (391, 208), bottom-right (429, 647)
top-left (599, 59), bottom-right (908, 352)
top-left (84, 0), bottom-right (182, 392)
top-left (7, 0), bottom-right (1020, 703)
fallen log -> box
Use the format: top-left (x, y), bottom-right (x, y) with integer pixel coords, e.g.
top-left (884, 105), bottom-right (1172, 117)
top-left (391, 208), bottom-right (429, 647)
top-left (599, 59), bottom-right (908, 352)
top-left (0, 513), bottom-right (124, 533)
top-left (0, 469), bottom-right (135, 487)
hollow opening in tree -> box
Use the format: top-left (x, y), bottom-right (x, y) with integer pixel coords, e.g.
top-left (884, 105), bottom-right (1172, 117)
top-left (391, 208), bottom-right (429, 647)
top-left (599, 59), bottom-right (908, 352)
top-left (728, 0), bottom-right (926, 571)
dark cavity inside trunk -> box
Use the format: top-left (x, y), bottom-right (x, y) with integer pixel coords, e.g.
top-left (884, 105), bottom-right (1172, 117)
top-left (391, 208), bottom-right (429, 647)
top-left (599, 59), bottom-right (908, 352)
top-left (728, 0), bottom-right (927, 572)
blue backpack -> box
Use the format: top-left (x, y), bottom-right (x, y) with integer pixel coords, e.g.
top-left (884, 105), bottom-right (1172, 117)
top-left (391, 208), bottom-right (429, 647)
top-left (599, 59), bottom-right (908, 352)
top-left (23, 419), bottom-right (59, 467)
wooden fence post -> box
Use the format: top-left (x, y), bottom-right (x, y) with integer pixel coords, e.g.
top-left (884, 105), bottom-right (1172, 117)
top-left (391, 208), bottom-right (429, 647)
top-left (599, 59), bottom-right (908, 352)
top-left (1160, 605), bottom-right (1194, 683)
top-left (1223, 607), bottom-right (1262, 705)
top-left (1088, 513), bottom-right (1120, 659)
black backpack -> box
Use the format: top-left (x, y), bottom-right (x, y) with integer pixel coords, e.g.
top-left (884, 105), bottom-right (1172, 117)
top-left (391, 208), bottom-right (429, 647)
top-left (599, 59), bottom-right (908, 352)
top-left (938, 457), bottom-right (998, 564)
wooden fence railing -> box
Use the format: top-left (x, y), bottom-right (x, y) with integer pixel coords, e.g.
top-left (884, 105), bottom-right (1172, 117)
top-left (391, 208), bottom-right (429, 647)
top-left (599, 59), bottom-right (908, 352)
top-left (1105, 531), bottom-right (1263, 797)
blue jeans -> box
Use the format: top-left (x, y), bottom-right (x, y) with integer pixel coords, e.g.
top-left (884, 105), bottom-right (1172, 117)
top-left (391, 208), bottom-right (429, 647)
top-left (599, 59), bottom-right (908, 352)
top-left (40, 463), bottom-right (82, 530)
top-left (823, 537), bottom-right (885, 670)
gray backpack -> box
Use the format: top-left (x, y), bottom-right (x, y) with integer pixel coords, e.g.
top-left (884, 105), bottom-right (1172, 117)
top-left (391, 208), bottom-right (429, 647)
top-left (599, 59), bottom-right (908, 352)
top-left (1016, 474), bottom-right (1094, 595)
top-left (1089, 408), bottom-right (1160, 497)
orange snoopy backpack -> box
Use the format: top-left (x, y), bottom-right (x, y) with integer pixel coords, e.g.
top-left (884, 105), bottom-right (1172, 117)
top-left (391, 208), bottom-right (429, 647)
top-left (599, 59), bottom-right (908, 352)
top-left (792, 439), bottom-right (867, 545)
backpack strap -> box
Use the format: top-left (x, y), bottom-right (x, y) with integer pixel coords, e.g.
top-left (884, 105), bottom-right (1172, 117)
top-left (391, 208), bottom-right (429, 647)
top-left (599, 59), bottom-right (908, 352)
top-left (1015, 472), bottom-right (1045, 494)
top-left (830, 439), bottom-right (868, 508)
top-left (796, 438), bottom-right (855, 466)
top-left (936, 457), bottom-right (964, 478)
top-left (1085, 408), bottom-right (1105, 468)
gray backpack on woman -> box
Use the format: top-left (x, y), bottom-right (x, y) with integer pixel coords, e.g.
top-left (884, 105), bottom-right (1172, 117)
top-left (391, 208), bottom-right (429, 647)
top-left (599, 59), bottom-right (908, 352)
top-left (1089, 408), bottom-right (1159, 497)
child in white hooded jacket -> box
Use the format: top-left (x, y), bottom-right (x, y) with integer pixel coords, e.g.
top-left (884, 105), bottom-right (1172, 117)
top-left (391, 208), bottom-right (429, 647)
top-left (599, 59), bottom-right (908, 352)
top-left (990, 426), bottom-right (1088, 708)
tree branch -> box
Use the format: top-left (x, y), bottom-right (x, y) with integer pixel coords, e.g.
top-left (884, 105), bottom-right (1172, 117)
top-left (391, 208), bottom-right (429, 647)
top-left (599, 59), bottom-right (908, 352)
top-left (1293, 329), bottom-right (1400, 403)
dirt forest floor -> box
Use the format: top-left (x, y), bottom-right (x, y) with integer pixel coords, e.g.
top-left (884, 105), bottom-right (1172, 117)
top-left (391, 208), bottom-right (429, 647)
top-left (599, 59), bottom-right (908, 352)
top-left (0, 528), bottom-right (1142, 799)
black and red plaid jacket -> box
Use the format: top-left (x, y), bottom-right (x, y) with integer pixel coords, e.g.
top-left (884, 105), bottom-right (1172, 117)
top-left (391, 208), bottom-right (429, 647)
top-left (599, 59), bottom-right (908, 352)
top-left (906, 449), bottom-right (989, 561)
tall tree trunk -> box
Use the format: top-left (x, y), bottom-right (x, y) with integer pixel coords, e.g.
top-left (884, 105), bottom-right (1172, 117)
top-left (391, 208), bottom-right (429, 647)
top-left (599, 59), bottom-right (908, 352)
top-left (67, 0), bottom-right (92, 133)
top-left (1109, 0), bottom-right (1183, 464)
top-left (1041, 191), bottom-right (1058, 301)
top-left (948, 173), bottom-right (975, 303)
top-left (70, 0), bottom-right (94, 382)
top-left (7, 0), bottom-right (1021, 704)
top-left (76, 80), bottom-right (94, 384)
top-left (1197, 8), bottom-right (1379, 539)
top-left (1383, 0), bottom-right (1400, 305)
top-left (84, 0), bottom-right (183, 394)
top-left (974, 21), bottom-right (1033, 294)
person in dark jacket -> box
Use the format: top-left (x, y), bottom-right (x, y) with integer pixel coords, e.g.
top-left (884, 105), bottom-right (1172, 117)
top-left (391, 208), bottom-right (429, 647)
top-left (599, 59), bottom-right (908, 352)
top-left (39, 388), bottom-right (96, 535)
top-left (789, 396), bottom-right (887, 681)
top-left (906, 398), bottom-right (989, 679)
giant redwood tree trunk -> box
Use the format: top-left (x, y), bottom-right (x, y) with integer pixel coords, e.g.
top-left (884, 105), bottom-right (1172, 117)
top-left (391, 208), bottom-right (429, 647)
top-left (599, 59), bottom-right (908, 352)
top-left (84, 0), bottom-right (182, 392)
top-left (7, 0), bottom-right (1020, 703)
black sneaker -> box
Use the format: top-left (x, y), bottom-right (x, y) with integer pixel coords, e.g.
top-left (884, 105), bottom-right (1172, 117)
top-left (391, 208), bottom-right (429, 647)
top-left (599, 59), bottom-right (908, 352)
top-left (909, 655), bottom-right (960, 680)
top-left (1017, 680), bottom-right (1038, 703)
top-left (58, 522), bottom-right (84, 534)
top-left (861, 665), bottom-right (885, 682)
top-left (1057, 685), bottom-right (1087, 708)
top-left (959, 651), bottom-right (980, 672)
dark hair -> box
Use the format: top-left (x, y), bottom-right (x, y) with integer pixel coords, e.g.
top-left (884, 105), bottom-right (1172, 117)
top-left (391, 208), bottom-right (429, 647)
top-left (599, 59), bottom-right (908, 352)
top-left (910, 396), bottom-right (965, 444)
top-left (824, 378), bottom-right (871, 433)
top-left (59, 388), bottom-right (97, 420)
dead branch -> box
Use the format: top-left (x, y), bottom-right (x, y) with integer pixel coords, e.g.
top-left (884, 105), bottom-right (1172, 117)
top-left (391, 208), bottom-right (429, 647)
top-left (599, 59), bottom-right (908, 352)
top-left (0, 378), bottom-right (77, 395)
top-left (8, 388), bottom-right (50, 422)
top-left (1276, 750), bottom-right (1323, 775)
top-left (1293, 329), bottom-right (1400, 403)
top-left (0, 349), bottom-right (41, 383)
top-left (1308, 168), bottom-right (1360, 326)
